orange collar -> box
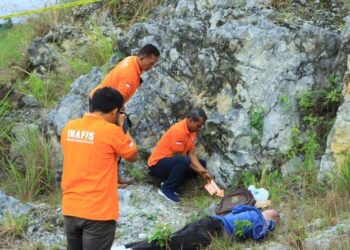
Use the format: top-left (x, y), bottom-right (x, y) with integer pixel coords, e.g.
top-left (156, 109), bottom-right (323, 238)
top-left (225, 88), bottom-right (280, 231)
top-left (181, 119), bottom-right (192, 135)
top-left (132, 56), bottom-right (142, 75)
top-left (84, 113), bottom-right (105, 121)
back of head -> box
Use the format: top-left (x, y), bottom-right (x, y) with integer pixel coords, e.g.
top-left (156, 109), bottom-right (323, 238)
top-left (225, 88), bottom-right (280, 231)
top-left (262, 209), bottom-right (280, 224)
top-left (91, 87), bottom-right (124, 113)
top-left (138, 44), bottom-right (160, 58)
top-left (186, 108), bottom-right (208, 122)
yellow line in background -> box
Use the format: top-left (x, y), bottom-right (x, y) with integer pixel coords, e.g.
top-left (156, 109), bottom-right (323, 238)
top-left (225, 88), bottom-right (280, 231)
top-left (0, 0), bottom-right (103, 20)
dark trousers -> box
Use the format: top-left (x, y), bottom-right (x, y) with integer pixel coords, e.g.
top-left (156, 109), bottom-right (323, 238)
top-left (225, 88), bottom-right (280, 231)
top-left (149, 155), bottom-right (206, 192)
top-left (125, 216), bottom-right (224, 250)
top-left (63, 216), bottom-right (116, 250)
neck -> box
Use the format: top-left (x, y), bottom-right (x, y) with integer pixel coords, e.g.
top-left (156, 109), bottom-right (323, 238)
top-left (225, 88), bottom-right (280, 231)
top-left (93, 111), bottom-right (113, 123)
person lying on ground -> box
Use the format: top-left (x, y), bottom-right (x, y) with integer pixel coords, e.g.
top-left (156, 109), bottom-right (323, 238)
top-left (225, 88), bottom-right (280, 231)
top-left (124, 205), bottom-right (280, 250)
top-left (147, 107), bottom-right (213, 203)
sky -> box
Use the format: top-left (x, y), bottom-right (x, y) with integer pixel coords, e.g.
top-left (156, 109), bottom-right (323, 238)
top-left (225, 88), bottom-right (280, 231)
top-left (0, 0), bottom-right (58, 23)
top-left (0, 0), bottom-right (58, 16)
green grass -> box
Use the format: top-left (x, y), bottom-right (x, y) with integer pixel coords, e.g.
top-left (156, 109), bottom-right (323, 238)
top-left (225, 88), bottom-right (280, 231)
top-left (5, 128), bottom-right (55, 202)
top-left (0, 212), bottom-right (28, 239)
top-left (148, 223), bottom-right (174, 248)
top-left (331, 153), bottom-right (350, 195)
top-left (0, 91), bottom-right (13, 157)
top-left (0, 25), bottom-right (35, 70)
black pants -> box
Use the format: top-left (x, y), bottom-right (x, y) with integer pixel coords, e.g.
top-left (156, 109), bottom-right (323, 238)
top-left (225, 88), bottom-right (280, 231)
top-left (63, 216), bottom-right (116, 250)
top-left (125, 217), bottom-right (223, 250)
top-left (149, 156), bottom-right (206, 192)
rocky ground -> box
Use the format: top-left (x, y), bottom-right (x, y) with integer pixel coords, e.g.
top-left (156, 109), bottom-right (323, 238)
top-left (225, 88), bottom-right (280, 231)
top-left (1, 0), bottom-right (350, 249)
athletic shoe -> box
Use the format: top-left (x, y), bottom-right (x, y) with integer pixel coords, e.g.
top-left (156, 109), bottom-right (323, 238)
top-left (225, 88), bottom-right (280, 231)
top-left (161, 182), bottom-right (181, 196)
top-left (158, 188), bottom-right (179, 203)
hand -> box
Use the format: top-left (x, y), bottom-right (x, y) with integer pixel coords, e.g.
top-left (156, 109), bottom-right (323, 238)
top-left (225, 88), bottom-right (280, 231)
top-left (201, 171), bottom-right (212, 182)
top-left (117, 112), bottom-right (126, 127)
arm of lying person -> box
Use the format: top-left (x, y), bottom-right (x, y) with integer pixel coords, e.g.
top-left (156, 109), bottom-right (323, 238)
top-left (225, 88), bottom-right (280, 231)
top-left (188, 149), bottom-right (212, 182)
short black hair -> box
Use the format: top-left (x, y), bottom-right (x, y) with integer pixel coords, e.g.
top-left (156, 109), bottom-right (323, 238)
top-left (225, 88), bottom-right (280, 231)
top-left (91, 87), bottom-right (124, 113)
top-left (186, 108), bottom-right (207, 122)
top-left (138, 44), bottom-right (160, 57)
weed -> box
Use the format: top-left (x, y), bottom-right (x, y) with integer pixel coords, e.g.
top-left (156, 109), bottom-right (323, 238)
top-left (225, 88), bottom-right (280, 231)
top-left (331, 153), bottom-right (350, 195)
top-left (240, 170), bottom-right (257, 187)
top-left (148, 223), bottom-right (174, 248)
top-left (0, 91), bottom-right (13, 157)
top-left (234, 220), bottom-right (252, 238)
top-left (194, 193), bottom-right (211, 211)
top-left (0, 212), bottom-right (28, 239)
top-left (249, 107), bottom-right (264, 133)
top-left (207, 234), bottom-right (238, 250)
top-left (298, 91), bottom-right (314, 111)
top-left (278, 95), bottom-right (292, 111)
top-left (0, 24), bottom-right (35, 70)
top-left (106, 0), bottom-right (165, 27)
top-left (127, 167), bottom-right (145, 182)
top-left (85, 22), bottom-right (115, 67)
top-left (5, 128), bottom-right (55, 201)
top-left (21, 241), bottom-right (46, 250)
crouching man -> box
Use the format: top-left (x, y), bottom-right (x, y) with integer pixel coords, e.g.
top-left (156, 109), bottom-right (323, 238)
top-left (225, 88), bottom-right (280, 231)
top-left (147, 108), bottom-right (213, 203)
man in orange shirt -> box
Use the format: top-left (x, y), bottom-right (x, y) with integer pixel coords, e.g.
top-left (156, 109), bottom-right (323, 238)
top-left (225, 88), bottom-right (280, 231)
top-left (90, 44), bottom-right (159, 186)
top-left (148, 108), bottom-right (213, 203)
top-left (89, 44), bottom-right (160, 107)
top-left (61, 87), bottom-right (138, 250)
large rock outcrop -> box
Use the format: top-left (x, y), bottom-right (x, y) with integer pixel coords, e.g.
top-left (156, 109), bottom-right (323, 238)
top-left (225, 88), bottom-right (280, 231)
top-left (48, 0), bottom-right (345, 187)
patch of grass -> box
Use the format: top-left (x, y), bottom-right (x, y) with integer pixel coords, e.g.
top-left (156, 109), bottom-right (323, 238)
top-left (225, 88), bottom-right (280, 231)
top-left (148, 223), bottom-right (174, 248)
top-left (106, 0), bottom-right (165, 27)
top-left (0, 212), bottom-right (28, 239)
top-left (0, 90), bottom-right (13, 158)
top-left (250, 106), bottom-right (264, 144)
top-left (5, 128), bottom-right (55, 202)
top-left (206, 234), bottom-right (239, 250)
top-left (84, 22), bottom-right (115, 68)
top-left (127, 167), bottom-right (145, 182)
top-left (331, 153), bottom-right (350, 195)
top-left (0, 25), bottom-right (35, 70)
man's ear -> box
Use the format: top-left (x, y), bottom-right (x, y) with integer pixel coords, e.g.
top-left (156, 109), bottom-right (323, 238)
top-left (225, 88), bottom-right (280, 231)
top-left (111, 107), bottom-right (119, 116)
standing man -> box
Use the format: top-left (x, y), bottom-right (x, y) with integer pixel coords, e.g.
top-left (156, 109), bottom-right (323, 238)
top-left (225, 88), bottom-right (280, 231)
top-left (89, 44), bottom-right (159, 186)
top-left (148, 108), bottom-right (213, 203)
top-left (61, 87), bottom-right (138, 250)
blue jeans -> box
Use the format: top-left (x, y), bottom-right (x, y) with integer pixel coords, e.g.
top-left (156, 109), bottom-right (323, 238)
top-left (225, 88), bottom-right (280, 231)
top-left (149, 155), bottom-right (206, 192)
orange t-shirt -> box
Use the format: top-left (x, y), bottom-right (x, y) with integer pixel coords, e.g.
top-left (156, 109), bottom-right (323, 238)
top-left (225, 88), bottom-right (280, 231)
top-left (148, 119), bottom-right (196, 167)
top-left (89, 56), bottom-right (142, 104)
top-left (60, 113), bottom-right (137, 221)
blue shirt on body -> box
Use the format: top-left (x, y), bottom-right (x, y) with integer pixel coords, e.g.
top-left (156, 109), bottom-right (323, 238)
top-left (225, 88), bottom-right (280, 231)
top-left (211, 205), bottom-right (276, 240)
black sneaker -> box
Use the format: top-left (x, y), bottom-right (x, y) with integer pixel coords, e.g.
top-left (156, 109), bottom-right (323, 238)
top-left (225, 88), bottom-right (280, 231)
top-left (158, 187), bottom-right (179, 203)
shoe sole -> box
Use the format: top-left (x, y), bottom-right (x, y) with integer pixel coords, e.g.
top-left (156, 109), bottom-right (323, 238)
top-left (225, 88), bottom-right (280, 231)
top-left (157, 189), bottom-right (179, 203)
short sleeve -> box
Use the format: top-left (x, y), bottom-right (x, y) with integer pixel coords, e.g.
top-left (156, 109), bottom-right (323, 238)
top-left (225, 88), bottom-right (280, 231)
top-left (118, 71), bottom-right (139, 103)
top-left (111, 128), bottom-right (137, 160)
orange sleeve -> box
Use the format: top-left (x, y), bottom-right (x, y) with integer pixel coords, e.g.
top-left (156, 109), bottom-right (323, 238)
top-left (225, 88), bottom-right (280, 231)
top-left (117, 71), bottom-right (139, 103)
top-left (111, 128), bottom-right (137, 160)
top-left (169, 129), bottom-right (186, 153)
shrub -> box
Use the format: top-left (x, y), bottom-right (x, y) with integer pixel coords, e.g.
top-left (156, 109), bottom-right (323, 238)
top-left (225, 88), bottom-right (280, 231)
top-left (148, 223), bottom-right (174, 248)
